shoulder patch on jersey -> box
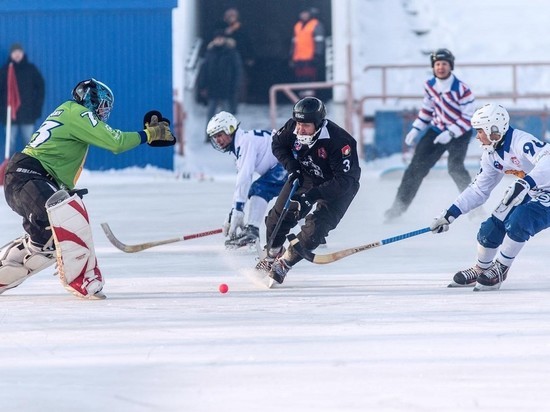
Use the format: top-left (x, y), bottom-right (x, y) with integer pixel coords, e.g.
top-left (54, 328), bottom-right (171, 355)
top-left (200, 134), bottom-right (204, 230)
top-left (510, 156), bottom-right (520, 167)
top-left (50, 109), bottom-right (64, 117)
top-left (341, 144), bottom-right (351, 158)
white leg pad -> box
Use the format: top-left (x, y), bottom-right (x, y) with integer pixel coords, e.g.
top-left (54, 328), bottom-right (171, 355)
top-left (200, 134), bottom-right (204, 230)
top-left (0, 236), bottom-right (55, 295)
top-left (0, 264), bottom-right (30, 294)
top-left (46, 190), bottom-right (105, 299)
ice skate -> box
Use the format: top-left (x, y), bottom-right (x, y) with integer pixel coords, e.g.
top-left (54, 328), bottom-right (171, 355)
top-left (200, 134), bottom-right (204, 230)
top-left (0, 236), bottom-right (56, 295)
top-left (448, 265), bottom-right (484, 287)
top-left (269, 257), bottom-right (292, 285)
top-left (253, 246), bottom-right (284, 288)
top-left (474, 261), bottom-right (509, 291)
top-left (225, 225), bottom-right (260, 250)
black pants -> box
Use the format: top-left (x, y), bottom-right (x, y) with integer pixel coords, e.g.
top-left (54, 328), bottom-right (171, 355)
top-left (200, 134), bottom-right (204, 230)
top-left (394, 128), bottom-right (472, 211)
top-left (4, 153), bottom-right (60, 246)
top-left (265, 177), bottom-right (360, 252)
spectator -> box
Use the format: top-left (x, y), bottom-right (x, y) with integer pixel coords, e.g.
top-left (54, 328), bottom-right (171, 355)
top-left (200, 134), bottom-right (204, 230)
top-left (385, 49), bottom-right (476, 221)
top-left (0, 43), bottom-right (45, 154)
top-left (220, 7), bottom-right (255, 102)
top-left (221, 8), bottom-right (255, 68)
top-left (197, 30), bottom-right (242, 142)
top-left (290, 8), bottom-right (325, 96)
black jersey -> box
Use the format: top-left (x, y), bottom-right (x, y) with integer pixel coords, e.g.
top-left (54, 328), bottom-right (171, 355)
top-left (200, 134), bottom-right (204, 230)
top-left (272, 118), bottom-right (361, 201)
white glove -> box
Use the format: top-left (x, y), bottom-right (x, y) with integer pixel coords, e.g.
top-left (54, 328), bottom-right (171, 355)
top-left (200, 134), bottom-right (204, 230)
top-left (433, 130), bottom-right (453, 145)
top-left (223, 209), bottom-right (245, 239)
top-left (430, 209), bottom-right (456, 234)
top-left (222, 210), bottom-right (232, 236)
top-left (404, 128), bottom-right (420, 146)
top-left (492, 179), bottom-right (530, 221)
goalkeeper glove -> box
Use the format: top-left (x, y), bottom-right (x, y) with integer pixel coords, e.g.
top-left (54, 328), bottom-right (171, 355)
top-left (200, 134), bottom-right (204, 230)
top-left (145, 115), bottom-right (175, 147)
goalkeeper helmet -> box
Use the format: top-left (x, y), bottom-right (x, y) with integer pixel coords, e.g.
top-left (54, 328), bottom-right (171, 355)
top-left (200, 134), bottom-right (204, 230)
top-left (430, 48), bottom-right (454, 70)
top-left (72, 78), bottom-right (114, 122)
top-left (471, 103), bottom-right (510, 151)
top-left (292, 97), bottom-right (326, 146)
top-left (206, 111), bottom-right (240, 152)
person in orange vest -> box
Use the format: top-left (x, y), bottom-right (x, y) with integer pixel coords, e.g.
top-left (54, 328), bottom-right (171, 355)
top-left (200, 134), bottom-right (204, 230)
top-left (289, 8), bottom-right (325, 96)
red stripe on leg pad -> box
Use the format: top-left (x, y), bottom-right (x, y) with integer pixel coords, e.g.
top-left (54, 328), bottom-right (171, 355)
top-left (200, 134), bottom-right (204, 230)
top-left (68, 199), bottom-right (89, 223)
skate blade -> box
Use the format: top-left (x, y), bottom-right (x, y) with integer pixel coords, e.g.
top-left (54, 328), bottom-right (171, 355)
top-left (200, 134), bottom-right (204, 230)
top-left (473, 282), bottom-right (502, 292)
top-left (244, 268), bottom-right (274, 289)
top-left (225, 240), bottom-right (260, 253)
top-left (447, 282), bottom-right (476, 288)
top-left (63, 285), bottom-right (107, 300)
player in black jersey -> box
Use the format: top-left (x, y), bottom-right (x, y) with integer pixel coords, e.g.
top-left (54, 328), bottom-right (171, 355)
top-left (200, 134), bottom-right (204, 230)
top-left (256, 97), bottom-right (361, 285)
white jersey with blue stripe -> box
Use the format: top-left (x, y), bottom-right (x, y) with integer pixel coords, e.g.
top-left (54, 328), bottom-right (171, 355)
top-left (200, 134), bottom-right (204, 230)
top-left (452, 127), bottom-right (550, 215)
top-left (231, 128), bottom-right (278, 206)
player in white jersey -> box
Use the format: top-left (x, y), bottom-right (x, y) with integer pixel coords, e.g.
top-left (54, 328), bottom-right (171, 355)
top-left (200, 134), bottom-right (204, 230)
top-left (207, 111), bottom-right (287, 249)
top-left (430, 103), bottom-right (550, 291)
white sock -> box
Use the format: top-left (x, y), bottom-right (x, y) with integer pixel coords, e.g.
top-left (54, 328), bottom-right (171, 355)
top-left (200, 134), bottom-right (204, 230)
top-left (246, 196), bottom-right (268, 228)
top-left (477, 244), bottom-right (497, 269)
top-left (497, 235), bottom-right (525, 267)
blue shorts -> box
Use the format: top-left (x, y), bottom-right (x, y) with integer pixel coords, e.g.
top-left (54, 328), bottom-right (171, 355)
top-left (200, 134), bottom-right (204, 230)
top-left (478, 193), bottom-right (550, 247)
top-left (249, 163), bottom-right (287, 202)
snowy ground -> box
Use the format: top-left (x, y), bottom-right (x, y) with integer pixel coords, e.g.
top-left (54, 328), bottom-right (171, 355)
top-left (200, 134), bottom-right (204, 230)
top-left (2, 164), bottom-right (550, 411)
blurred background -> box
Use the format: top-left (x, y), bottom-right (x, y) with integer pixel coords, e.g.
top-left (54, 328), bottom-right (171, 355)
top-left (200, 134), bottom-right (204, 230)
top-left (2, 0), bottom-right (550, 175)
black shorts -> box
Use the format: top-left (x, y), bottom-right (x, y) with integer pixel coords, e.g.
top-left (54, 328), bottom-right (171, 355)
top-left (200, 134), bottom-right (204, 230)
top-left (4, 153), bottom-right (60, 245)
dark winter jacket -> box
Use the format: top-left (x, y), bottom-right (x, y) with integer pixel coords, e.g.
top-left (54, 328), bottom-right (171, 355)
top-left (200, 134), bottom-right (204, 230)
top-left (197, 38), bottom-right (242, 100)
top-left (0, 54), bottom-right (45, 124)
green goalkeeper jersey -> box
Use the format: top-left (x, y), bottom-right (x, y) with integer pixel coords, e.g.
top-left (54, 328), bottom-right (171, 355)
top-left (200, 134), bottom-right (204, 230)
top-left (23, 100), bottom-right (144, 189)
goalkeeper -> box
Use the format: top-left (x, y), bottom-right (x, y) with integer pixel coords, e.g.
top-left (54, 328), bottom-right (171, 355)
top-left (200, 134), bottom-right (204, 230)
top-left (0, 78), bottom-right (174, 299)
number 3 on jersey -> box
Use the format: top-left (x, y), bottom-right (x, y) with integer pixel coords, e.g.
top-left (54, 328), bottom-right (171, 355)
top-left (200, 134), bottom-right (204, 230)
top-left (29, 120), bottom-right (62, 147)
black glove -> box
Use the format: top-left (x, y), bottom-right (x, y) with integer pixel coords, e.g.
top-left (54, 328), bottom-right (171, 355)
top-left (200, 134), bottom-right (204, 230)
top-left (68, 188), bottom-right (89, 199)
top-left (300, 188), bottom-right (320, 208)
top-left (288, 169), bottom-right (304, 186)
top-left (289, 188), bottom-right (321, 218)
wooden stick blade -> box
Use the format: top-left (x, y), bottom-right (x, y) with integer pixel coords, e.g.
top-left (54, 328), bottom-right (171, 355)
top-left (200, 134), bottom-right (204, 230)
top-left (100, 222), bottom-right (180, 253)
top-left (100, 223), bottom-right (223, 253)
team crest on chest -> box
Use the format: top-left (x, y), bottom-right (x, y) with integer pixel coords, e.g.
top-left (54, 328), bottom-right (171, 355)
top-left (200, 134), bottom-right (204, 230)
top-left (318, 147), bottom-right (327, 159)
top-left (294, 141), bottom-right (303, 151)
top-left (510, 156), bottom-right (520, 167)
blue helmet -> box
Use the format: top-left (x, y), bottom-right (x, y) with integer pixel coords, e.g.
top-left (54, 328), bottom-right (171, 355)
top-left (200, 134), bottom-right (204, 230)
top-left (72, 78), bottom-right (114, 121)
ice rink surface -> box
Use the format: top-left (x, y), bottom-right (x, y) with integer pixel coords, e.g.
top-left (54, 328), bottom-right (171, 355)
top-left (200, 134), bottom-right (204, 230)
top-left (2, 166), bottom-right (550, 411)
top-left (4, 0), bottom-right (550, 409)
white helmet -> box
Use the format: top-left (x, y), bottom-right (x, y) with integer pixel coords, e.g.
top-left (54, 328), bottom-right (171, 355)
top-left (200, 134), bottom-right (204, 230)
top-left (471, 103), bottom-right (510, 151)
top-left (206, 111), bottom-right (240, 152)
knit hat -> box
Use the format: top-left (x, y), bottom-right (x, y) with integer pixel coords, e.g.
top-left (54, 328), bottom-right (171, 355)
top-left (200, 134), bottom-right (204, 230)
top-left (10, 43), bottom-right (24, 53)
